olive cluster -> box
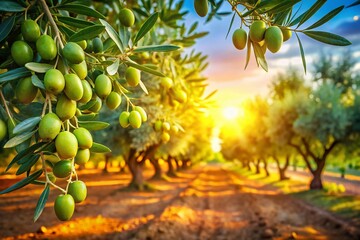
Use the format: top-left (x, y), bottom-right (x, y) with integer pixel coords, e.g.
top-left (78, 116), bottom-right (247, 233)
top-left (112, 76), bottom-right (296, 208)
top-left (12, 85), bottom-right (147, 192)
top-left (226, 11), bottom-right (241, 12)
top-left (154, 120), bottom-right (179, 143)
top-left (232, 20), bottom-right (292, 54)
top-left (160, 77), bottom-right (188, 105)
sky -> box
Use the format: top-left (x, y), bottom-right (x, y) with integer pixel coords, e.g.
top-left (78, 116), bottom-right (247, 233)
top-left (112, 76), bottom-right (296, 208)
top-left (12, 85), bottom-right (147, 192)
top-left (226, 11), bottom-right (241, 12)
top-left (182, 0), bottom-right (360, 107)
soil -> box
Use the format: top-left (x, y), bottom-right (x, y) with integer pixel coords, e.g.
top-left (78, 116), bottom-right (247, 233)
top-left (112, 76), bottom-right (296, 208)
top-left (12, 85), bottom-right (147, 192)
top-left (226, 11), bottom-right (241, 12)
top-left (0, 165), bottom-right (359, 240)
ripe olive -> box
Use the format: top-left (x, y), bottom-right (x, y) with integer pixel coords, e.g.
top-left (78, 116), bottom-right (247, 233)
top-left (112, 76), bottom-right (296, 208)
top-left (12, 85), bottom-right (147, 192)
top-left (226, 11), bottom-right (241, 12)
top-left (161, 77), bottom-right (173, 89)
top-left (56, 95), bottom-right (77, 121)
top-left (92, 37), bottom-right (103, 53)
top-left (161, 132), bottom-right (170, 142)
top-left (64, 73), bottom-right (84, 101)
top-left (106, 91), bottom-right (121, 110)
top-left (154, 120), bottom-right (162, 132)
top-left (75, 148), bottom-right (90, 165)
top-left (95, 74), bottom-right (112, 99)
top-left (55, 131), bottom-right (78, 159)
top-left (62, 42), bottom-right (85, 64)
top-left (68, 181), bottom-right (87, 203)
top-left (15, 77), bottom-right (38, 104)
top-left (21, 19), bottom-right (40, 42)
top-left (119, 8), bottom-right (135, 27)
top-left (54, 194), bottom-right (75, 221)
top-left (125, 67), bottom-right (140, 87)
top-left (134, 106), bottom-right (147, 122)
top-left (73, 127), bottom-right (93, 149)
top-left (119, 111), bottom-right (130, 128)
top-left (70, 60), bottom-right (87, 80)
top-left (162, 122), bottom-right (171, 132)
top-left (53, 160), bottom-right (72, 178)
top-left (0, 119), bottom-right (7, 141)
top-left (194, 0), bottom-right (208, 17)
top-left (44, 69), bottom-right (65, 95)
top-left (232, 28), bottom-right (247, 50)
top-left (88, 97), bottom-right (102, 113)
top-left (129, 111), bottom-right (142, 128)
top-left (281, 27), bottom-right (292, 42)
top-left (79, 80), bottom-right (92, 104)
top-left (36, 35), bottom-right (57, 60)
top-left (39, 113), bottom-right (62, 141)
top-left (265, 26), bottom-right (283, 53)
top-left (11, 41), bottom-right (33, 66)
top-left (249, 20), bottom-right (266, 42)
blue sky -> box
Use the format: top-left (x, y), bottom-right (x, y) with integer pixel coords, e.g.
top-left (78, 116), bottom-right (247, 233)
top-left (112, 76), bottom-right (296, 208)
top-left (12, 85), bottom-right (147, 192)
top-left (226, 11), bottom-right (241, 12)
top-left (182, 0), bottom-right (360, 106)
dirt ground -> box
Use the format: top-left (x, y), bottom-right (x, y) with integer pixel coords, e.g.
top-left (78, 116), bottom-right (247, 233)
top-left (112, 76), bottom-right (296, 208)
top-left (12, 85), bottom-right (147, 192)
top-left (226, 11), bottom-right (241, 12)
top-left (0, 164), bottom-right (359, 240)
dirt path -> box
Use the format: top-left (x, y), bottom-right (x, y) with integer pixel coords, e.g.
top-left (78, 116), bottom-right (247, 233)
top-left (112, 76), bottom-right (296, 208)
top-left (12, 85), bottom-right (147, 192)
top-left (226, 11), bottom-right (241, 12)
top-left (0, 165), bottom-right (359, 240)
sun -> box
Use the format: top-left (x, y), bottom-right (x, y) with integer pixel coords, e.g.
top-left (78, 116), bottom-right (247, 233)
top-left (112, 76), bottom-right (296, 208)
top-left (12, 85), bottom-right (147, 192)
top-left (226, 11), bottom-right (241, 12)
top-left (222, 106), bottom-right (240, 120)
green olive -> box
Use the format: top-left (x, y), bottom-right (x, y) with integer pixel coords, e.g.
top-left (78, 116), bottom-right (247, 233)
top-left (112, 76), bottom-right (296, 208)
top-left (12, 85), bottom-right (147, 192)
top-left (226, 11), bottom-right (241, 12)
top-left (11, 41), bottom-right (33, 66)
top-left (62, 42), bottom-right (85, 64)
top-left (21, 19), bottom-right (40, 42)
top-left (44, 69), bottom-right (65, 95)
top-left (56, 94), bottom-right (77, 121)
top-left (64, 73), bottom-right (84, 101)
top-left (15, 77), bottom-right (38, 104)
top-left (36, 35), bottom-right (57, 60)
top-left (119, 8), bottom-right (135, 27)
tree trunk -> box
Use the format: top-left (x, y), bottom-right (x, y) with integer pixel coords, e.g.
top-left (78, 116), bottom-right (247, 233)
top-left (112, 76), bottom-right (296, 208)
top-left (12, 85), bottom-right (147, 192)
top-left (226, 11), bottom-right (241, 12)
top-left (262, 159), bottom-right (270, 176)
top-left (245, 160), bottom-right (251, 171)
top-left (167, 157), bottom-right (176, 177)
top-left (128, 155), bottom-right (146, 190)
top-left (310, 169), bottom-right (323, 189)
top-left (293, 158), bottom-right (298, 172)
top-left (274, 155), bottom-right (290, 181)
top-left (255, 159), bottom-right (260, 174)
top-left (174, 158), bottom-right (181, 170)
top-left (149, 158), bottom-right (164, 180)
top-left (103, 153), bottom-right (112, 173)
top-left (341, 172), bottom-right (345, 179)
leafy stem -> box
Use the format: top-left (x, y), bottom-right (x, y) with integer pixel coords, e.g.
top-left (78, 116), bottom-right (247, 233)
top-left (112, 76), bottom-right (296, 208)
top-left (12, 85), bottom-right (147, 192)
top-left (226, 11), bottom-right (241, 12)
top-left (41, 153), bottom-right (66, 194)
top-left (39, 0), bottom-right (64, 49)
top-left (0, 89), bottom-right (14, 125)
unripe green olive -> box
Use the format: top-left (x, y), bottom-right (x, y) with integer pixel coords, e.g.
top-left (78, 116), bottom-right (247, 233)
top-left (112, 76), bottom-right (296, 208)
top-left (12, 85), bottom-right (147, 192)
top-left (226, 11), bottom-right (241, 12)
top-left (39, 113), bottom-right (62, 141)
top-left (161, 132), bottom-right (170, 142)
top-left (21, 19), bottom-right (40, 42)
top-left (95, 74), bottom-right (112, 99)
top-left (174, 89), bottom-right (187, 103)
top-left (161, 77), bottom-right (173, 89)
top-left (64, 73), bottom-right (84, 101)
top-left (119, 111), bottom-right (130, 128)
top-left (79, 80), bottom-right (93, 104)
top-left (134, 106), bottom-right (147, 122)
top-left (76, 40), bottom-right (87, 50)
top-left (54, 194), bottom-right (75, 221)
top-left (0, 119), bottom-right (7, 141)
top-left (70, 60), bottom-right (87, 80)
top-left (11, 41), bottom-right (33, 66)
top-left (68, 180), bottom-right (87, 203)
top-left (55, 131), bottom-right (78, 159)
top-left (249, 20), bottom-right (266, 42)
top-left (75, 148), bottom-right (90, 165)
top-left (15, 77), bottom-right (38, 104)
top-left (125, 67), bottom-right (140, 87)
top-left (85, 40), bottom-right (93, 53)
top-left (36, 35), bottom-right (57, 60)
top-left (53, 160), bottom-right (72, 178)
top-left (281, 27), bottom-right (292, 42)
top-left (154, 120), bottom-right (162, 132)
top-left (88, 97), bottom-right (102, 113)
top-left (73, 127), bottom-right (93, 149)
top-left (56, 94), bottom-right (77, 121)
top-left (119, 8), bottom-right (135, 27)
top-left (47, 172), bottom-right (56, 183)
top-left (106, 91), bottom-right (121, 110)
top-left (232, 28), bottom-right (247, 50)
top-left (44, 69), bottom-right (65, 95)
top-left (194, 0), bottom-right (208, 17)
top-left (265, 26), bottom-right (283, 53)
top-left (92, 37), bottom-right (103, 53)
top-left (62, 42), bottom-right (85, 64)
top-left (129, 111), bottom-right (142, 128)
top-left (162, 122), bottom-right (171, 132)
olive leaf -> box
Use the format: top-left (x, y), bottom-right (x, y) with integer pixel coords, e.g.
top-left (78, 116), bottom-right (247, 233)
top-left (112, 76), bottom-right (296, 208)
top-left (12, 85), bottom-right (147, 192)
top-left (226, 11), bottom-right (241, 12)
top-left (106, 59), bottom-right (119, 76)
top-left (78, 121), bottom-right (110, 131)
top-left (69, 25), bottom-right (105, 42)
top-left (56, 4), bottom-right (105, 19)
top-left (303, 31), bottom-right (351, 46)
top-left (0, 15), bottom-right (16, 42)
top-left (134, 12), bottom-right (159, 44)
top-left (133, 45), bottom-right (181, 53)
top-left (0, 169), bottom-right (43, 195)
top-left (4, 130), bottom-right (36, 148)
top-left (295, 32), bottom-right (306, 73)
top-left (99, 19), bottom-right (124, 53)
top-left (13, 116), bottom-right (41, 135)
top-left (33, 185), bottom-right (50, 222)
top-left (90, 142), bottom-right (111, 153)
top-left (0, 0), bottom-right (25, 12)
top-left (0, 67), bottom-right (31, 83)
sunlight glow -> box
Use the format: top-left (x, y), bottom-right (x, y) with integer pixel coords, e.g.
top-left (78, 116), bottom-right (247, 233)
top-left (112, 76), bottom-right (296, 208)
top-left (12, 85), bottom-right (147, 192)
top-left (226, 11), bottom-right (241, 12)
top-left (222, 106), bottom-right (240, 120)
top-left (354, 15), bottom-right (359, 21)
